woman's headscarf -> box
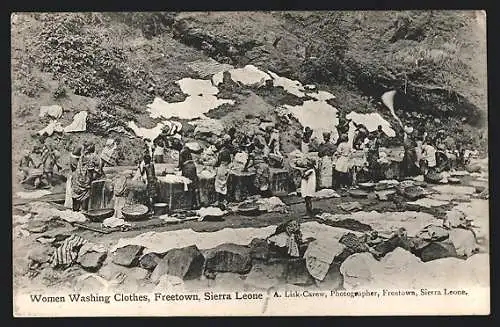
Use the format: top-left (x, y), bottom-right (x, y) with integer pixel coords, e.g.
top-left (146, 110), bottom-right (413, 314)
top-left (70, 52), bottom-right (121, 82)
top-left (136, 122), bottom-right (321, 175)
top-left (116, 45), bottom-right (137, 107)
top-left (105, 138), bottom-right (116, 148)
top-left (404, 126), bottom-right (414, 134)
top-left (222, 134), bottom-right (231, 144)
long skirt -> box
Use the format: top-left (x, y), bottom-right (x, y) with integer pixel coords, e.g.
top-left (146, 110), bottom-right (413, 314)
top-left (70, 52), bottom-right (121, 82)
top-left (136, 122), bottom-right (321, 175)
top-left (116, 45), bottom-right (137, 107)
top-left (254, 162), bottom-right (270, 191)
top-left (402, 150), bottom-right (418, 177)
top-left (318, 156), bottom-right (333, 189)
top-left (301, 169), bottom-right (317, 197)
top-left (182, 162), bottom-right (199, 191)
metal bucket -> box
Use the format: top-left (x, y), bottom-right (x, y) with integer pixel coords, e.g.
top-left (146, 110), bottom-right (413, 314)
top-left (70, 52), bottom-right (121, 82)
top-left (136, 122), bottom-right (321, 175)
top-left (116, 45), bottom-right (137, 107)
top-left (153, 203), bottom-right (168, 216)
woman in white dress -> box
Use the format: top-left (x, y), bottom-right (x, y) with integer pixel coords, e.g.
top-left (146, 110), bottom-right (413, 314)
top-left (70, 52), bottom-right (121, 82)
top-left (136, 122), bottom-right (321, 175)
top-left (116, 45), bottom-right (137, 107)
top-left (301, 158), bottom-right (317, 216)
top-left (317, 132), bottom-right (336, 189)
top-left (333, 134), bottom-right (352, 189)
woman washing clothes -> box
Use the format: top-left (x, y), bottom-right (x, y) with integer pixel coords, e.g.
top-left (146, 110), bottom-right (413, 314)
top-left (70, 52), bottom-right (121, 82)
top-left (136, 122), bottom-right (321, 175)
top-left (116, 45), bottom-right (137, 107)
top-left (420, 138), bottom-right (437, 176)
top-left (244, 137), bottom-right (271, 197)
top-left (352, 123), bottom-right (369, 150)
top-left (138, 154), bottom-right (158, 214)
top-left (336, 112), bottom-right (351, 146)
top-left (365, 133), bottom-right (381, 182)
top-left (153, 138), bottom-right (165, 164)
top-left (179, 146), bottom-right (201, 210)
top-left (18, 150), bottom-right (35, 182)
top-left (214, 147), bottom-right (231, 210)
top-left (64, 144), bottom-right (83, 208)
top-left (301, 126), bottom-right (313, 153)
top-left (317, 132), bottom-right (336, 189)
top-left (333, 134), bottom-right (352, 189)
top-left (301, 157), bottom-right (317, 216)
top-left (401, 126), bottom-right (419, 177)
top-left (71, 142), bottom-right (102, 212)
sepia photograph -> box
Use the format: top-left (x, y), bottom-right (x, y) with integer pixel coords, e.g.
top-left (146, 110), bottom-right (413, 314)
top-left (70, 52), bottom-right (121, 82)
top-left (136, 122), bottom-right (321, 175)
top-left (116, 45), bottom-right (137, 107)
top-left (11, 11), bottom-right (489, 316)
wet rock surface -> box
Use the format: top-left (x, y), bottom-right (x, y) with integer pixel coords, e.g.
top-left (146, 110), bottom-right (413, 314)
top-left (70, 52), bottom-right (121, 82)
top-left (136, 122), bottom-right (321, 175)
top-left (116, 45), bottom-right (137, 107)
top-left (139, 253), bottom-right (164, 271)
top-left (419, 240), bottom-right (458, 262)
top-left (205, 243), bottom-right (252, 274)
top-left (112, 245), bottom-right (145, 267)
top-left (249, 238), bottom-right (270, 261)
top-left (77, 252), bottom-right (107, 272)
top-left (151, 245), bottom-right (205, 282)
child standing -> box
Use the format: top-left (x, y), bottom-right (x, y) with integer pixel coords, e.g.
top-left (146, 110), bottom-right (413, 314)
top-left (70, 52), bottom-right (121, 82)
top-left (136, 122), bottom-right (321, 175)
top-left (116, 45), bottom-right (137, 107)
top-left (214, 151), bottom-right (231, 210)
top-left (301, 158), bottom-right (317, 216)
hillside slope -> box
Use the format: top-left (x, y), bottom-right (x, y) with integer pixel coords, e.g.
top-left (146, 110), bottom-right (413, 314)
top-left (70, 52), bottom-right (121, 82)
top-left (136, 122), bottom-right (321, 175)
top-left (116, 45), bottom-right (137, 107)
top-left (11, 11), bottom-right (488, 173)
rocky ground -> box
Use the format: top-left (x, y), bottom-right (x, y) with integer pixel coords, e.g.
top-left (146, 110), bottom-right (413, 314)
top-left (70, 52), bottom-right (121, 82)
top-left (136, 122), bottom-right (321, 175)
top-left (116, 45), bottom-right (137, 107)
top-left (11, 11), bottom-right (489, 305)
top-left (13, 161), bottom-right (489, 296)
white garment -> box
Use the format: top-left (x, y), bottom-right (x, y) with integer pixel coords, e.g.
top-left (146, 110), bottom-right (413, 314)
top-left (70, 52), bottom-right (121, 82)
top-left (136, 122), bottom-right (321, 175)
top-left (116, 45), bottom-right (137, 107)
top-left (301, 168), bottom-right (317, 197)
top-left (64, 111), bottom-right (88, 133)
top-left (422, 144), bottom-right (437, 167)
top-left (301, 141), bottom-right (310, 154)
top-left (334, 142), bottom-right (351, 173)
top-left (38, 120), bottom-right (64, 136)
top-left (232, 152), bottom-right (248, 171)
top-left (267, 232), bottom-right (288, 247)
top-left (153, 146), bottom-right (165, 156)
top-left (64, 175), bottom-right (73, 208)
top-left (39, 105), bottom-right (63, 119)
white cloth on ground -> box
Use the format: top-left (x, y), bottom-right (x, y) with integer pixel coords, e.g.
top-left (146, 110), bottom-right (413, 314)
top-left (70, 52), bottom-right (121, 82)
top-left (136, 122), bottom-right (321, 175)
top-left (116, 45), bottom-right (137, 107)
top-left (64, 111), bottom-right (88, 133)
top-left (39, 105), bottom-right (63, 119)
top-left (38, 120), bottom-right (64, 136)
top-left (102, 217), bottom-right (131, 228)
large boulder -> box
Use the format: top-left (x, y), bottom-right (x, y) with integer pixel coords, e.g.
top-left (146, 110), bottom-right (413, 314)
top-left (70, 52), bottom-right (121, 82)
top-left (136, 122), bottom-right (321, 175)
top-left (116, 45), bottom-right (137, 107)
top-left (448, 228), bottom-right (479, 258)
top-left (400, 186), bottom-right (426, 200)
top-left (112, 245), bottom-right (144, 267)
top-left (151, 245), bottom-right (205, 282)
top-left (244, 261), bottom-right (287, 290)
top-left (419, 240), bottom-right (458, 262)
top-left (205, 243), bottom-right (252, 274)
top-left (372, 234), bottom-right (412, 258)
top-left (249, 238), bottom-right (270, 261)
top-left (77, 252), bottom-right (107, 272)
top-left (286, 258), bottom-right (314, 286)
top-left (340, 252), bottom-right (379, 289)
top-left (139, 253), bottom-right (164, 271)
